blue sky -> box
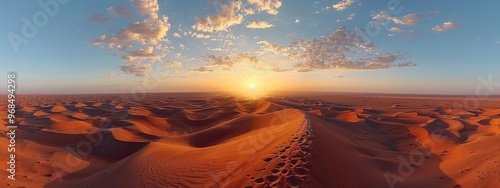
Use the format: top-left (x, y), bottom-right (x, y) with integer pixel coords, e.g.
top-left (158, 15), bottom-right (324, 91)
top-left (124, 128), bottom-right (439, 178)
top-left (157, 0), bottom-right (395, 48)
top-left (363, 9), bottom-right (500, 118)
top-left (1, 0), bottom-right (499, 94)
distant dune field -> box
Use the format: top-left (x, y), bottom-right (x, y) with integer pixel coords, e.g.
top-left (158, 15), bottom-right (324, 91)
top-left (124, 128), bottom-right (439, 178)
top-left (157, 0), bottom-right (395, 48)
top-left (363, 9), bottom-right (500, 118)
top-left (1, 93), bottom-right (499, 188)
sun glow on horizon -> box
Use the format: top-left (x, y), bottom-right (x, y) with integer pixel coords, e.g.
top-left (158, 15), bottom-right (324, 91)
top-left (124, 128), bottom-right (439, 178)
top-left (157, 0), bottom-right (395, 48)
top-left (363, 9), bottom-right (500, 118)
top-left (249, 83), bottom-right (255, 88)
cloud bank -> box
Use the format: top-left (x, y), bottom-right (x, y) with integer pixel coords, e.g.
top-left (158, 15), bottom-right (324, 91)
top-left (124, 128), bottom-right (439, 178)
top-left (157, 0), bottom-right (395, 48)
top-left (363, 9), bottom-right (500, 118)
top-left (432, 22), bottom-right (460, 32)
top-left (257, 27), bottom-right (415, 71)
top-left (332, 0), bottom-right (356, 11)
top-left (246, 21), bottom-right (273, 29)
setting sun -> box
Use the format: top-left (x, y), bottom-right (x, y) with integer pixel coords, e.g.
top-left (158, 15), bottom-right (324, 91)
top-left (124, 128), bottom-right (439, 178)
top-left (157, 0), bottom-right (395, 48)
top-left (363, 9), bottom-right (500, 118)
top-left (249, 83), bottom-right (255, 88)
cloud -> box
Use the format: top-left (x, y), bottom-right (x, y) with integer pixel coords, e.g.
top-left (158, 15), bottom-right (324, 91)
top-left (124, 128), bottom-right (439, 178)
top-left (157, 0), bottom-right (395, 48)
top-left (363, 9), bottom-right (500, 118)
top-left (92, 0), bottom-right (170, 77)
top-left (92, 16), bottom-right (170, 50)
top-left (347, 13), bottom-right (355, 20)
top-left (295, 19), bottom-right (300, 23)
top-left (392, 14), bottom-right (420, 26)
top-left (271, 67), bottom-right (292, 72)
top-left (204, 54), bottom-right (236, 67)
top-left (247, 0), bottom-right (282, 15)
top-left (165, 60), bottom-right (182, 68)
top-left (244, 8), bottom-right (256, 15)
top-left (372, 12), bottom-right (391, 20)
top-left (132, 0), bottom-right (159, 19)
top-left (192, 0), bottom-right (282, 33)
top-left (120, 63), bottom-right (151, 77)
top-left (86, 13), bottom-right (113, 24)
top-left (246, 21), bottom-right (273, 29)
top-left (92, 0), bottom-right (170, 50)
top-left (193, 1), bottom-right (244, 32)
top-left (190, 67), bottom-right (213, 72)
top-left (257, 40), bottom-right (284, 54)
top-left (332, 75), bottom-right (346, 78)
top-left (191, 53), bottom-right (260, 72)
top-left (332, 0), bottom-right (356, 11)
top-left (432, 21), bottom-right (460, 32)
top-left (121, 47), bottom-right (161, 62)
top-left (173, 32), bottom-right (181, 38)
top-left (372, 12), bottom-right (421, 26)
top-left (185, 31), bottom-right (212, 39)
top-left (257, 27), bottom-right (415, 71)
top-left (236, 53), bottom-right (259, 65)
top-left (389, 27), bottom-right (404, 32)
top-left (108, 7), bottom-right (132, 17)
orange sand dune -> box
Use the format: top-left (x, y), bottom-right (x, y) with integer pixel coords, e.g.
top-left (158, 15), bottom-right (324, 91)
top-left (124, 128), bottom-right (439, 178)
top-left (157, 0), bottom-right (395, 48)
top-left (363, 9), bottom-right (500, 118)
top-left (1, 93), bottom-right (499, 188)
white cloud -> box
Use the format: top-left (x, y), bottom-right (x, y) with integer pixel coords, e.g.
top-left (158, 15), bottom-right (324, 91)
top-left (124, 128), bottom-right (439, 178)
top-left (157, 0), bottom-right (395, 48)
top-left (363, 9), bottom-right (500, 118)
top-left (432, 21), bottom-right (460, 32)
top-left (92, 0), bottom-right (170, 50)
top-left (193, 1), bottom-right (243, 32)
top-left (192, 0), bottom-right (283, 33)
top-left (389, 27), bottom-right (404, 32)
top-left (204, 54), bottom-right (236, 67)
top-left (92, 0), bottom-right (171, 77)
top-left (132, 0), bottom-right (159, 19)
top-left (347, 13), bottom-right (355, 20)
top-left (372, 12), bottom-right (391, 20)
top-left (247, 0), bottom-right (282, 15)
top-left (243, 8), bottom-right (255, 15)
top-left (295, 19), bottom-right (300, 23)
top-left (192, 53), bottom-right (260, 72)
top-left (121, 47), bottom-right (161, 63)
top-left (166, 60), bottom-right (182, 68)
top-left (186, 31), bottom-right (212, 39)
top-left (257, 40), bottom-right (284, 54)
top-left (332, 0), bottom-right (356, 11)
top-left (372, 12), bottom-right (421, 26)
top-left (120, 63), bottom-right (151, 77)
top-left (92, 16), bottom-right (170, 49)
top-left (190, 66), bottom-right (213, 72)
top-left (392, 14), bottom-right (420, 26)
top-left (246, 21), bottom-right (273, 29)
top-left (257, 27), bottom-right (415, 71)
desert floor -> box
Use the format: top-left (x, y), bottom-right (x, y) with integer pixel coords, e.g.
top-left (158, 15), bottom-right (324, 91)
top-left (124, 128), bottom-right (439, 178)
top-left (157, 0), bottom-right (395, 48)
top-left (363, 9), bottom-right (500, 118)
top-left (1, 92), bottom-right (499, 188)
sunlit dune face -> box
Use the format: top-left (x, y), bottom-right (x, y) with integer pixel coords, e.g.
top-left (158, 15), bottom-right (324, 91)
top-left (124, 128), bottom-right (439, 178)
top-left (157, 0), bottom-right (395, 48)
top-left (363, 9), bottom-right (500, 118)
top-left (249, 83), bottom-right (255, 89)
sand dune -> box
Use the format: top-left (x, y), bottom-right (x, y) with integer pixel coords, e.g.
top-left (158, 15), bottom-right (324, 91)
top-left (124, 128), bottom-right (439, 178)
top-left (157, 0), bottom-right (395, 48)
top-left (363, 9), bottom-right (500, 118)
top-left (1, 93), bottom-right (499, 187)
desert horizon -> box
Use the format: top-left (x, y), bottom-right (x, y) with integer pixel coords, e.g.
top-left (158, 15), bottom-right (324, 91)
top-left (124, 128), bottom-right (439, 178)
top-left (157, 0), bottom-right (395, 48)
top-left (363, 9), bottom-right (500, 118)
top-left (2, 0), bottom-right (500, 187)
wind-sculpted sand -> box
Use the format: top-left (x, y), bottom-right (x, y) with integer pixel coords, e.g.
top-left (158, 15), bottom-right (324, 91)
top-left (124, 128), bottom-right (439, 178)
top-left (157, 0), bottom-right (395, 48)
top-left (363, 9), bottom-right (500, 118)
top-left (0, 93), bottom-right (499, 188)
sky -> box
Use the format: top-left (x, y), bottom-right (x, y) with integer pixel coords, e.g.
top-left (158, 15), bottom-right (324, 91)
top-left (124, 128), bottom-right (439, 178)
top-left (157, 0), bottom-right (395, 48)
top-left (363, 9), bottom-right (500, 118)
top-left (1, 0), bottom-right (500, 95)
